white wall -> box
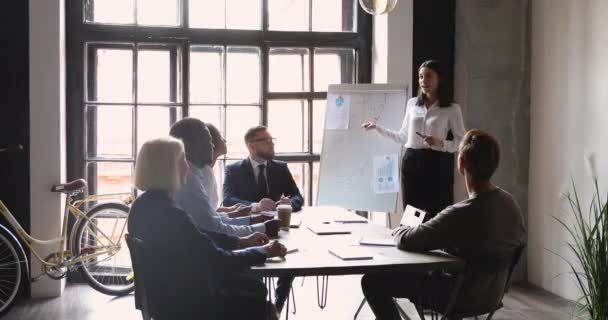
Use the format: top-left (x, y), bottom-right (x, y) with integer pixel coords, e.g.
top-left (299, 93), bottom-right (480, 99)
top-left (371, 0), bottom-right (413, 227)
top-left (529, 0), bottom-right (608, 300)
top-left (29, 0), bottom-right (66, 298)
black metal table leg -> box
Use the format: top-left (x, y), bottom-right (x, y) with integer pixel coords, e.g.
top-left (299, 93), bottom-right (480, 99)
top-left (316, 275), bottom-right (329, 309)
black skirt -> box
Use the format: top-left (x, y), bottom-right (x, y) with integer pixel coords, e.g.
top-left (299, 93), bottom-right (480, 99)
top-left (401, 148), bottom-right (454, 219)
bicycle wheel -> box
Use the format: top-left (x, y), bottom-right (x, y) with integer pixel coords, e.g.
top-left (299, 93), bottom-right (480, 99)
top-left (0, 228), bottom-right (23, 316)
top-left (74, 202), bottom-right (134, 296)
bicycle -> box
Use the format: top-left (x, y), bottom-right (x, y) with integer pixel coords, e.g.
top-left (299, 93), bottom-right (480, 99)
top-left (0, 145), bottom-right (135, 316)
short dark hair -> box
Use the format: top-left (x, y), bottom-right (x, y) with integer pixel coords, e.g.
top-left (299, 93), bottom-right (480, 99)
top-left (416, 59), bottom-right (452, 108)
top-left (459, 129), bottom-right (501, 181)
top-left (169, 117), bottom-right (213, 167)
top-left (244, 125), bottom-right (268, 143)
top-left (206, 123), bottom-right (222, 147)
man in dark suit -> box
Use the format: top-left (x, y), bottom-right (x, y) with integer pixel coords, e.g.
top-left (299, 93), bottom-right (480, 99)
top-left (223, 125), bottom-right (302, 313)
top-left (223, 125), bottom-right (304, 213)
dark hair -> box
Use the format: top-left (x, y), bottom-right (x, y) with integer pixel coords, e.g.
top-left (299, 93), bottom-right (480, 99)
top-left (169, 117), bottom-right (213, 167)
top-left (206, 123), bottom-right (222, 147)
top-left (244, 125), bottom-right (268, 143)
top-left (416, 59), bottom-right (452, 108)
top-left (459, 129), bottom-right (501, 181)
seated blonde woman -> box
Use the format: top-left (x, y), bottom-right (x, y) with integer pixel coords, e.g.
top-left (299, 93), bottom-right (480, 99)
top-left (128, 137), bottom-right (285, 320)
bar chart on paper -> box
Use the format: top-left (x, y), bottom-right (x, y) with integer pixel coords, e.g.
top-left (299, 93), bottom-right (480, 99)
top-left (373, 154), bottom-right (399, 194)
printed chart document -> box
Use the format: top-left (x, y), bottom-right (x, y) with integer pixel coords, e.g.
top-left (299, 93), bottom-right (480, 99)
top-left (329, 247), bottom-right (374, 260)
top-left (358, 236), bottom-right (396, 247)
top-left (373, 154), bottom-right (399, 194)
top-left (401, 205), bottom-right (426, 227)
top-left (307, 223), bottom-right (352, 235)
top-left (326, 94), bottom-right (350, 130)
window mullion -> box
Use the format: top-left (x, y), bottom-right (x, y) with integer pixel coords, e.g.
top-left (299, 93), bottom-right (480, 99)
top-left (182, 42), bottom-right (190, 117)
top-left (182, 0), bottom-right (189, 28)
top-left (261, 45), bottom-right (269, 125)
top-left (223, 45), bottom-right (229, 136)
top-left (169, 45), bottom-right (178, 123)
top-left (309, 47), bottom-right (314, 155)
top-left (262, 0), bottom-right (269, 31)
top-left (133, 0), bottom-right (138, 25)
top-left (132, 44), bottom-right (139, 166)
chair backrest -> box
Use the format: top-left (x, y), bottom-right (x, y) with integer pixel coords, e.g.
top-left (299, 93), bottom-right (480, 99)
top-left (447, 243), bottom-right (526, 318)
top-left (503, 243), bottom-right (526, 293)
top-left (125, 234), bottom-right (153, 320)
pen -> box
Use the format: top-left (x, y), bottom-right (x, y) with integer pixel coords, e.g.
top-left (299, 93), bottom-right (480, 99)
top-left (415, 131), bottom-right (425, 139)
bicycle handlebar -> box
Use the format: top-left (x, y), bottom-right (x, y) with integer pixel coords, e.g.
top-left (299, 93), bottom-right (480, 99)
top-left (0, 144), bottom-right (23, 153)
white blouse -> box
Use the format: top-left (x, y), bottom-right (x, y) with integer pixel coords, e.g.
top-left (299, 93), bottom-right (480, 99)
top-left (201, 165), bottom-right (219, 209)
top-left (375, 98), bottom-right (466, 153)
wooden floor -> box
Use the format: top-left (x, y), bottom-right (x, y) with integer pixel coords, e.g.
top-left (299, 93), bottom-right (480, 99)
top-left (4, 276), bottom-right (575, 320)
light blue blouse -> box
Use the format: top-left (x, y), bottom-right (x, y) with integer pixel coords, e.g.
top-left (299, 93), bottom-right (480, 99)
top-left (174, 162), bottom-right (265, 237)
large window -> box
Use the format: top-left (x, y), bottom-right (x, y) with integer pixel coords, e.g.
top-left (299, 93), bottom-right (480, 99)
top-left (68, 0), bottom-right (371, 205)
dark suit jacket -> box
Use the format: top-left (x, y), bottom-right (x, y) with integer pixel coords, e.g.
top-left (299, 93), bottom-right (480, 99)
top-left (223, 158), bottom-right (304, 212)
top-left (128, 190), bottom-right (267, 319)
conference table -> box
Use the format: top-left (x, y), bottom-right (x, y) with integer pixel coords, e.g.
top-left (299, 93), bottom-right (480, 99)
top-left (250, 206), bottom-right (465, 319)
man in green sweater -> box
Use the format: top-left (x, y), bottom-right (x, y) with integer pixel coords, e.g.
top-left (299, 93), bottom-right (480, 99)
top-left (362, 129), bottom-right (526, 320)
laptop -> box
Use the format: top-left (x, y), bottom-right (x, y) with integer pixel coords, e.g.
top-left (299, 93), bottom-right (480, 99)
top-left (401, 204), bottom-right (427, 227)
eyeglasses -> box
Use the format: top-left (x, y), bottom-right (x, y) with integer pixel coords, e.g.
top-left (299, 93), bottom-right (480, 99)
top-left (249, 137), bottom-right (276, 144)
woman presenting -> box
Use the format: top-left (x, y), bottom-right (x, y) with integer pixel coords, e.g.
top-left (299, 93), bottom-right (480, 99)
top-left (362, 60), bottom-right (465, 219)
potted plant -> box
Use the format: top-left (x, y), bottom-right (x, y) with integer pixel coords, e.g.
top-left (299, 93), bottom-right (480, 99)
top-left (555, 153), bottom-right (607, 320)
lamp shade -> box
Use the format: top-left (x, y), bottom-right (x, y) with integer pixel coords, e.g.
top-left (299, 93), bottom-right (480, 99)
top-left (358, 0), bottom-right (398, 15)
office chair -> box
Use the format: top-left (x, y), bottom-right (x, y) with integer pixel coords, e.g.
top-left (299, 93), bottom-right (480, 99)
top-left (125, 234), bottom-right (154, 320)
top-left (421, 244), bottom-right (526, 320)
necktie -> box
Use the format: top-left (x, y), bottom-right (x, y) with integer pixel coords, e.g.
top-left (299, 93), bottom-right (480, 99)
top-left (258, 164), bottom-right (268, 197)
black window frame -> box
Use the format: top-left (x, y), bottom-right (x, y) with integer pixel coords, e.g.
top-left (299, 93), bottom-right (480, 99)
top-left (66, 0), bottom-right (372, 205)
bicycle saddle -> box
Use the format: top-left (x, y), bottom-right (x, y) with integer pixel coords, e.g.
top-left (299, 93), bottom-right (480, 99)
top-left (51, 179), bottom-right (87, 193)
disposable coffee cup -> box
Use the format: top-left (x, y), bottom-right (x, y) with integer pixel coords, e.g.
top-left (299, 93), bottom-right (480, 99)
top-left (277, 204), bottom-right (292, 231)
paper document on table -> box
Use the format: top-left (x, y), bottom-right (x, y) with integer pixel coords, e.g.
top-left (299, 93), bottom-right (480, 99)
top-left (326, 94), bottom-right (350, 130)
top-left (290, 216), bottom-right (302, 228)
top-left (307, 223), bottom-right (352, 235)
top-left (401, 205), bottom-right (426, 227)
top-left (259, 210), bottom-right (278, 217)
top-left (372, 154), bottom-right (399, 194)
top-left (329, 247), bottom-right (374, 260)
top-left (332, 212), bottom-right (368, 223)
top-left (358, 236), bottom-right (396, 247)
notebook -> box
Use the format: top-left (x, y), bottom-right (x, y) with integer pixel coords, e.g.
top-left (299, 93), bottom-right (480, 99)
top-left (289, 216), bottom-right (302, 228)
top-left (332, 213), bottom-right (368, 223)
top-left (358, 236), bottom-right (396, 247)
top-left (328, 247), bottom-right (374, 260)
top-left (307, 223), bottom-right (352, 235)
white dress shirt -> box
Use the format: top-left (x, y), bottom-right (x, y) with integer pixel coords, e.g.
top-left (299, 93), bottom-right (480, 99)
top-left (201, 164), bottom-right (251, 225)
top-left (201, 165), bottom-right (219, 208)
top-left (375, 98), bottom-right (466, 153)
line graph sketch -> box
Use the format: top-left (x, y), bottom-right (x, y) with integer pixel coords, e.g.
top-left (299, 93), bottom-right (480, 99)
top-left (317, 84), bottom-right (407, 212)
